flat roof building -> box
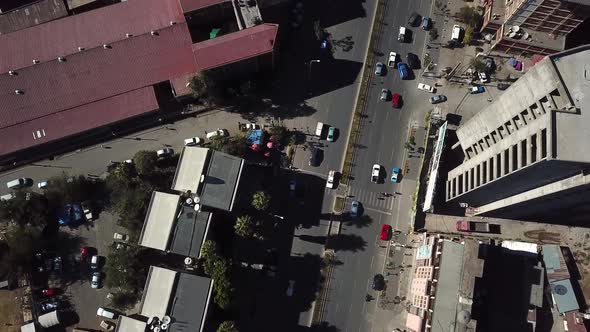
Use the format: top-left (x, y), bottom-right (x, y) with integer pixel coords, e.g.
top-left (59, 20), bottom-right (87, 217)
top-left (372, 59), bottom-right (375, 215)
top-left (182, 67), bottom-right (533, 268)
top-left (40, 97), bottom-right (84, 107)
top-left (445, 45), bottom-right (590, 223)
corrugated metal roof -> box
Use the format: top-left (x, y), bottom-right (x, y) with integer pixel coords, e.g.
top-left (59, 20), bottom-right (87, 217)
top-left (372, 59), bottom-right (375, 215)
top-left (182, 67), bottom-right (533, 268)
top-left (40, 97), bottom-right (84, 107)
top-left (0, 0), bottom-right (185, 73)
top-left (192, 23), bottom-right (278, 71)
top-left (0, 87), bottom-right (159, 155)
top-left (0, 0), bottom-right (68, 35)
top-left (178, 0), bottom-right (229, 13)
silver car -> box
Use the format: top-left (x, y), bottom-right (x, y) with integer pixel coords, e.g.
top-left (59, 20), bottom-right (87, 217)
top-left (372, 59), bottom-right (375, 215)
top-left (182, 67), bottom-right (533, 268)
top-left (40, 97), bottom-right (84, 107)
top-left (380, 89), bottom-right (389, 101)
top-left (375, 62), bottom-right (384, 76)
top-left (91, 272), bottom-right (101, 289)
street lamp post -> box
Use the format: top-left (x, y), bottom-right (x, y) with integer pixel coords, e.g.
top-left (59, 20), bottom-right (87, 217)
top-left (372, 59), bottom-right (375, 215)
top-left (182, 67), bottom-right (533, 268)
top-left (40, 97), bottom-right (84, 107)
top-left (307, 59), bottom-right (321, 79)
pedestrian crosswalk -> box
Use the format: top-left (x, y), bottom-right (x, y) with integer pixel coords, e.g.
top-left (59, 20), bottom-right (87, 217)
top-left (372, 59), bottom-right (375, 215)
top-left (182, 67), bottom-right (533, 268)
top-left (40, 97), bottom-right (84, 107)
top-left (347, 186), bottom-right (395, 214)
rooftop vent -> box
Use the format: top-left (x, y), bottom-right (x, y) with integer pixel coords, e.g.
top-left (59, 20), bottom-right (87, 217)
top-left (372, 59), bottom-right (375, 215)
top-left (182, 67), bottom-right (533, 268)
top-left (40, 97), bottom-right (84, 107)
top-left (33, 59), bottom-right (40, 64)
top-left (126, 33), bottom-right (133, 38)
top-left (57, 57), bottom-right (66, 62)
top-left (170, 21), bottom-right (175, 25)
top-left (8, 70), bottom-right (17, 76)
top-left (15, 89), bottom-right (24, 95)
top-left (103, 44), bottom-right (111, 49)
top-left (78, 47), bottom-right (85, 51)
top-left (151, 30), bottom-right (159, 36)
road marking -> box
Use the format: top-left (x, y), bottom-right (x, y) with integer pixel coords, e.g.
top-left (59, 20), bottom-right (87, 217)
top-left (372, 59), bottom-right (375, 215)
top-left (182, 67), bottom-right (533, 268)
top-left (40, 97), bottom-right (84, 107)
top-left (370, 256), bottom-right (374, 270)
top-left (335, 303), bottom-right (340, 314)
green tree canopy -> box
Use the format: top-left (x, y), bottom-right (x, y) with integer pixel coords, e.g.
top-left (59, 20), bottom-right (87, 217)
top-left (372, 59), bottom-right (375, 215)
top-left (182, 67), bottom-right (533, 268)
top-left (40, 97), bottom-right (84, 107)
top-left (234, 215), bottom-right (254, 238)
top-left (0, 191), bottom-right (49, 228)
top-left (252, 191), bottom-right (270, 211)
top-left (457, 6), bottom-right (480, 27)
top-left (133, 150), bottom-right (158, 176)
top-left (217, 321), bottom-right (238, 332)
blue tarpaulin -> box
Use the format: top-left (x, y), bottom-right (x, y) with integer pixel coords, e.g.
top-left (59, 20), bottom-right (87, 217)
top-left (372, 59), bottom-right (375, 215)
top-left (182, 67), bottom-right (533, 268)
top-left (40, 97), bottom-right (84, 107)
top-left (247, 129), bottom-right (263, 145)
top-left (57, 203), bottom-right (83, 226)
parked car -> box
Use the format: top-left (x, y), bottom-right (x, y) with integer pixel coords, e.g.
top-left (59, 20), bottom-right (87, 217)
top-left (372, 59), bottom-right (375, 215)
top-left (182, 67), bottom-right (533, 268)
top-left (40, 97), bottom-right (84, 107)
top-left (397, 62), bottom-right (409, 80)
top-left (417, 83), bottom-right (435, 93)
top-left (408, 12), bottom-right (420, 26)
top-left (326, 170), bottom-right (336, 189)
top-left (478, 71), bottom-right (489, 83)
top-left (289, 180), bottom-right (296, 197)
top-left (81, 247), bottom-right (90, 262)
top-left (350, 200), bottom-right (360, 217)
top-left (90, 255), bottom-right (100, 271)
top-left (41, 288), bottom-right (58, 297)
top-left (53, 257), bottom-right (62, 272)
top-left (451, 24), bottom-right (462, 41)
top-left (96, 307), bottom-right (118, 319)
top-left (206, 129), bottom-right (228, 140)
top-left (371, 164), bottom-right (381, 183)
top-left (380, 224), bottom-right (392, 240)
top-left (81, 201), bottom-right (94, 221)
top-left (468, 85), bottom-right (485, 94)
top-left (398, 26), bottom-right (406, 42)
top-left (421, 16), bottom-right (430, 30)
top-left (497, 82), bottom-right (510, 90)
top-left (387, 52), bottom-right (397, 67)
top-left (406, 53), bottom-right (420, 69)
top-left (37, 180), bottom-right (49, 189)
top-left (156, 148), bottom-right (174, 158)
top-left (184, 137), bottom-right (202, 146)
top-left (327, 127), bottom-right (336, 142)
top-left (113, 233), bottom-right (128, 241)
top-left (6, 178), bottom-right (32, 189)
top-left (372, 274), bottom-right (385, 290)
top-left (391, 93), bottom-right (401, 109)
top-left (39, 301), bottom-right (61, 313)
top-left (0, 193), bottom-right (15, 201)
top-left (380, 88), bottom-right (389, 101)
top-left (309, 148), bottom-right (322, 167)
top-left (374, 62), bottom-right (384, 76)
top-left (429, 95), bottom-right (447, 104)
top-left (91, 272), bottom-right (101, 289)
top-left (100, 320), bottom-right (116, 331)
top-left (286, 280), bottom-right (296, 297)
top-left (391, 167), bottom-right (401, 183)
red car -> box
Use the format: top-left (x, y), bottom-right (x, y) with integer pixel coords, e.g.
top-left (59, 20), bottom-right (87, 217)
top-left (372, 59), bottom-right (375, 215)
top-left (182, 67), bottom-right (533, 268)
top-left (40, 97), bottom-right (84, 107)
top-left (81, 247), bottom-right (89, 261)
top-left (380, 224), bottom-right (392, 240)
top-left (41, 288), bottom-right (57, 296)
top-left (391, 93), bottom-right (401, 108)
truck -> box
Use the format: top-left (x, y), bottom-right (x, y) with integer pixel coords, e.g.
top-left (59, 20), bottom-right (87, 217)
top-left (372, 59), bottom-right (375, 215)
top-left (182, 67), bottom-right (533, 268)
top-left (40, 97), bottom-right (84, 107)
top-left (326, 170), bottom-right (336, 189)
top-left (315, 122), bottom-right (324, 137)
top-left (456, 220), bottom-right (490, 233)
top-left (398, 26), bottom-right (406, 42)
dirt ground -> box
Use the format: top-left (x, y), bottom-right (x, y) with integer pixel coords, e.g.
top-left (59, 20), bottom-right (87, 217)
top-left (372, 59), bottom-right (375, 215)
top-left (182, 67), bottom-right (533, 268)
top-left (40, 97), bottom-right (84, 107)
top-left (0, 289), bottom-right (24, 332)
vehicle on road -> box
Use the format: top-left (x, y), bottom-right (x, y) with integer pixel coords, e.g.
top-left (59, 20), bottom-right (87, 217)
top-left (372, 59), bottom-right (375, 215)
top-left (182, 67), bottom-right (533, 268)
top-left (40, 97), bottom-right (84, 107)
top-left (398, 26), bottom-right (406, 42)
top-left (478, 71), bottom-right (489, 83)
top-left (91, 272), bottom-right (101, 289)
top-left (239, 123), bottom-right (262, 131)
top-left (468, 85), bottom-right (485, 94)
top-left (113, 233), bottom-right (128, 241)
top-left (380, 224), bottom-right (392, 240)
top-left (38, 180), bottom-right (49, 189)
top-left (451, 24), bottom-right (462, 41)
top-left (380, 88), bottom-right (389, 101)
top-left (421, 16), bottom-right (430, 30)
top-left (397, 62), bottom-right (409, 80)
top-left (327, 126), bottom-right (336, 142)
top-left (326, 170), bottom-right (336, 189)
top-left (7, 178), bottom-right (32, 189)
top-left (96, 307), bottom-right (118, 320)
top-left (371, 164), bottom-right (380, 183)
top-left (372, 274), bottom-right (385, 290)
top-left (417, 83), bottom-right (435, 93)
top-left (206, 129), bottom-right (228, 140)
top-left (81, 247), bottom-right (90, 261)
top-left (81, 201), bottom-right (93, 221)
top-left (429, 95), bottom-right (447, 104)
top-left (156, 148), bottom-right (174, 158)
top-left (100, 321), bottom-right (116, 331)
top-left (406, 53), bottom-right (420, 69)
top-left (391, 93), bottom-right (401, 108)
top-left (184, 137), bottom-right (202, 146)
top-left (350, 200), bottom-right (360, 217)
top-left (289, 180), bottom-right (296, 197)
top-left (456, 220), bottom-right (491, 233)
top-left (387, 52), bottom-right (397, 67)
top-left (391, 167), bottom-right (401, 183)
top-left (0, 193), bottom-right (15, 201)
top-left (286, 280), bottom-right (295, 297)
top-left (90, 255), bottom-right (99, 271)
top-left (374, 62), bottom-right (384, 76)
top-left (408, 12), bottom-right (420, 26)
top-left (315, 122), bottom-right (324, 137)
top-left (41, 288), bottom-right (57, 297)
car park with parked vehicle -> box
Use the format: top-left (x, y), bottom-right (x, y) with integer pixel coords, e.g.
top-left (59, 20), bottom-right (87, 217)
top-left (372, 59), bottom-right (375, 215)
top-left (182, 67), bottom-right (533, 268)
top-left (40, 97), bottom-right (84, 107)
top-left (90, 255), bottom-right (99, 271)
top-left (406, 53), bottom-right (420, 69)
top-left (391, 93), bottom-right (401, 108)
top-left (387, 52), bottom-right (397, 67)
top-left (380, 224), bottom-right (392, 240)
top-left (398, 26), bottom-right (406, 42)
top-left (327, 127), bottom-right (336, 142)
top-left (350, 200), bottom-right (360, 217)
top-left (91, 272), bottom-right (101, 289)
top-left (374, 62), bottom-right (384, 76)
top-left (421, 16), bottom-right (430, 30)
top-left (113, 233), bottom-right (128, 241)
top-left (184, 137), bottom-right (202, 146)
top-left (156, 148), bottom-right (174, 158)
top-left (397, 62), bottom-right (409, 80)
top-left (380, 89), bottom-right (389, 101)
top-left (371, 164), bottom-right (380, 183)
top-left (417, 83), bottom-right (435, 93)
top-left (206, 129), bottom-right (228, 140)
top-left (6, 177), bottom-right (32, 189)
top-left (97, 307), bottom-right (118, 319)
top-left (38, 180), bottom-right (49, 189)
top-left (429, 95), bottom-right (447, 104)
top-left (286, 280), bottom-right (295, 297)
top-left (408, 12), bottom-right (420, 26)
top-left (468, 85), bottom-right (485, 94)
top-left (326, 170), bottom-right (336, 189)
top-left (372, 274), bottom-right (385, 290)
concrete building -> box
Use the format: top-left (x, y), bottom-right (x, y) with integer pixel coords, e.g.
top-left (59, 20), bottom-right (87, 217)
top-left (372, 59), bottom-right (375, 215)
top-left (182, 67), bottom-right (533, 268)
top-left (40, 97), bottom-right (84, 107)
top-left (445, 45), bottom-right (590, 223)
top-left (481, 0), bottom-right (590, 55)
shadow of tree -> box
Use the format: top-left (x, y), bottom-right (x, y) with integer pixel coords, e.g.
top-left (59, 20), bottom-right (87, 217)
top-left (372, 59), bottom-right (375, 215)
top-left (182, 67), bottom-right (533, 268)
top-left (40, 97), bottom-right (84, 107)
top-left (343, 214), bottom-right (373, 228)
top-left (325, 234), bottom-right (367, 252)
top-left (311, 322), bottom-right (341, 332)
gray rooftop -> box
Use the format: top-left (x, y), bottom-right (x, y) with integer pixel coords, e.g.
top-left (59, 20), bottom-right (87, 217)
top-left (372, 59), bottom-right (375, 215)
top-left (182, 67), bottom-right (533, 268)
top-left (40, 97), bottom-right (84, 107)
top-left (169, 206), bottom-right (211, 258)
top-left (430, 240), bottom-right (465, 332)
top-left (550, 279), bottom-right (579, 313)
top-left (0, 0), bottom-right (68, 35)
top-left (169, 273), bottom-right (213, 332)
top-left (200, 151), bottom-right (244, 211)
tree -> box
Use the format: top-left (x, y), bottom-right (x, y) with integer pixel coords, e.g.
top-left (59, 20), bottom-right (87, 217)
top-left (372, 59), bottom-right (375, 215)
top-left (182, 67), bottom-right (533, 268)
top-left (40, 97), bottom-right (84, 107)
top-left (463, 26), bottom-right (474, 45)
top-left (251, 191), bottom-right (270, 211)
top-left (209, 135), bottom-right (248, 158)
top-left (190, 73), bottom-right (211, 99)
top-left (470, 57), bottom-right (487, 73)
top-left (456, 6), bottom-right (480, 27)
top-left (0, 191), bottom-right (50, 228)
top-left (2, 226), bottom-right (41, 277)
top-left (133, 150), bottom-right (158, 176)
top-left (200, 240), bottom-right (218, 275)
top-left (217, 321), bottom-right (238, 332)
top-left (429, 28), bottom-right (439, 42)
top-left (268, 125), bottom-right (288, 145)
top-left (211, 257), bottom-right (234, 309)
top-left (234, 215), bottom-right (254, 238)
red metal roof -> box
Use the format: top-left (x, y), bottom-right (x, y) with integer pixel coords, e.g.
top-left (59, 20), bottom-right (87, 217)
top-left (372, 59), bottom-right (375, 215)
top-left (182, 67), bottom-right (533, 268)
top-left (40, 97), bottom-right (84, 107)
top-left (0, 0), bottom-right (185, 73)
top-left (178, 0), bottom-right (228, 13)
top-left (0, 87), bottom-right (158, 155)
top-left (192, 23), bottom-right (278, 71)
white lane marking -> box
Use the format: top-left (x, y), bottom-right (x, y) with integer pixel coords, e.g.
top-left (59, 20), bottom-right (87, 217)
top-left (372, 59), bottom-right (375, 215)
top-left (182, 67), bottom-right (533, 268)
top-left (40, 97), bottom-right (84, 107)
top-left (335, 303), bottom-right (340, 314)
top-left (370, 255), bottom-right (374, 270)
top-left (363, 206), bottom-right (392, 216)
top-left (394, 193), bottom-right (401, 230)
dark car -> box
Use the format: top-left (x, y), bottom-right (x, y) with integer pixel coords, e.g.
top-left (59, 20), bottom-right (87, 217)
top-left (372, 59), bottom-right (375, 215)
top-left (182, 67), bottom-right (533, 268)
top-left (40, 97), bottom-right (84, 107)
top-left (429, 95), bottom-right (447, 104)
top-left (53, 257), bottom-right (62, 272)
top-left (406, 53), bottom-right (420, 69)
top-left (372, 274), bottom-right (385, 291)
top-left (408, 12), bottom-right (420, 26)
top-left (497, 82), bottom-right (510, 90)
top-left (40, 301), bottom-right (61, 313)
top-left (309, 148), bottom-right (322, 167)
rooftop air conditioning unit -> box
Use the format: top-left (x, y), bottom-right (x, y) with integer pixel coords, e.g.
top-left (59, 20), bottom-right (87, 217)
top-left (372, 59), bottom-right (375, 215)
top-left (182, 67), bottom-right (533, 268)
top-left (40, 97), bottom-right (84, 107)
top-left (33, 59), bottom-right (40, 64)
top-left (8, 70), bottom-right (16, 76)
top-left (57, 57), bottom-right (66, 62)
top-left (14, 90), bottom-right (24, 95)
top-left (78, 47), bottom-right (85, 51)
top-left (151, 30), bottom-right (159, 36)
top-left (126, 33), bottom-right (133, 38)
top-left (103, 44), bottom-right (111, 49)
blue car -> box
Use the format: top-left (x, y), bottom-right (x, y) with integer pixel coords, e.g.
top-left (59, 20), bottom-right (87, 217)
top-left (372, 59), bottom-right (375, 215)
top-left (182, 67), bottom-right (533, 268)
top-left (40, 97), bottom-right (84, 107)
top-left (397, 63), bottom-right (409, 80)
top-left (468, 85), bottom-right (485, 94)
top-left (391, 167), bottom-right (401, 183)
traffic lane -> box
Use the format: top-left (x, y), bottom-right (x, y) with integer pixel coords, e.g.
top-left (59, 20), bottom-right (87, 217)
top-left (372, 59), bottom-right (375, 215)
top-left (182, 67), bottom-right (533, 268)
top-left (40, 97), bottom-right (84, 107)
top-left (324, 208), bottom-right (388, 331)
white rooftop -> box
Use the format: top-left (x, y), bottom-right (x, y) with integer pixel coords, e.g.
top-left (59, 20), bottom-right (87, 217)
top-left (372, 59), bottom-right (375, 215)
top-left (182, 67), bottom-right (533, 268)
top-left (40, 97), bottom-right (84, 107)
top-left (139, 191), bottom-right (181, 251)
top-left (115, 316), bottom-right (147, 332)
top-left (171, 147), bottom-right (209, 193)
top-left (140, 266), bottom-right (177, 318)
top-left (501, 240), bottom-right (538, 254)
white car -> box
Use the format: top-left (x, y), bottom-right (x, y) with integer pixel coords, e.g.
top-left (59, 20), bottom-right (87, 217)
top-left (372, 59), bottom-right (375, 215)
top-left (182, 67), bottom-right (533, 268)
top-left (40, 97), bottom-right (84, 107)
top-left (286, 280), bottom-right (295, 297)
top-left (371, 164), bottom-right (381, 183)
top-left (113, 232), bottom-right (128, 242)
top-left (97, 307), bottom-right (117, 319)
top-left (326, 170), bottom-right (336, 189)
top-left (387, 52), bottom-right (397, 67)
top-left (380, 89), bottom-right (389, 101)
top-left (37, 180), bottom-right (49, 189)
top-left (478, 71), bottom-right (489, 83)
top-left (184, 137), bottom-right (202, 146)
top-left (91, 272), bottom-right (101, 289)
top-left (206, 129), bottom-right (228, 140)
top-left (417, 83), bottom-right (435, 93)
top-left (156, 148), bottom-right (174, 157)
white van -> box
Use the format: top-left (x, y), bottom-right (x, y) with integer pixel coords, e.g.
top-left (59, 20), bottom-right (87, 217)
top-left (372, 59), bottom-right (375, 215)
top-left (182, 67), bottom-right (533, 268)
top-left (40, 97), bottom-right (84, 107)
top-left (0, 193), bottom-right (15, 201)
top-left (398, 26), bottom-right (406, 42)
top-left (96, 307), bottom-right (117, 319)
top-left (315, 122), bottom-right (324, 137)
top-left (6, 178), bottom-right (26, 189)
top-left (451, 25), bottom-right (462, 41)
top-left (206, 129), bottom-right (228, 140)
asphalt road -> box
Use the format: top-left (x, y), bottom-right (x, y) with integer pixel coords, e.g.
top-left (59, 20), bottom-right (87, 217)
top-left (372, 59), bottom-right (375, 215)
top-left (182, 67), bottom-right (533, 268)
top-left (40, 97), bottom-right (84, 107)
top-left (322, 0), bottom-right (435, 330)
